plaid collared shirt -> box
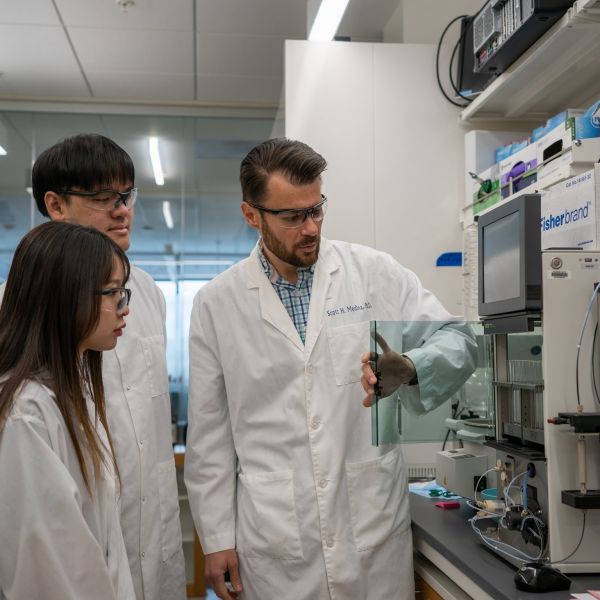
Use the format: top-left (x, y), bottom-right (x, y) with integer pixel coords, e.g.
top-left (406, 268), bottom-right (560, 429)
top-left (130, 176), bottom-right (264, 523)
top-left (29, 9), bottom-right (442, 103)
top-left (258, 244), bottom-right (315, 344)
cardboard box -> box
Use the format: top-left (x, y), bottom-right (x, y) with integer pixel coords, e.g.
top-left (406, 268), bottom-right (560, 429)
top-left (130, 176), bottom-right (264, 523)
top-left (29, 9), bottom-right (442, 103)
top-left (495, 138), bottom-right (528, 163)
top-left (464, 130), bottom-right (528, 203)
top-left (535, 100), bottom-right (600, 190)
top-left (470, 163), bottom-right (501, 216)
top-left (537, 137), bottom-right (600, 191)
top-left (531, 108), bottom-right (584, 143)
top-left (436, 450), bottom-right (488, 500)
top-left (568, 99), bottom-right (600, 140)
top-left (541, 165), bottom-right (599, 250)
top-left (499, 141), bottom-right (538, 199)
top-left (463, 130), bottom-right (528, 227)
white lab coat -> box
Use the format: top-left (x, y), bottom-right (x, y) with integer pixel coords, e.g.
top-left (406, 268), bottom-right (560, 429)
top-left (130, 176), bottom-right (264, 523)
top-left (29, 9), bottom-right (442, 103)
top-left (102, 266), bottom-right (186, 600)
top-left (0, 380), bottom-right (135, 600)
top-left (0, 266), bottom-right (185, 600)
top-left (185, 239), bottom-right (476, 600)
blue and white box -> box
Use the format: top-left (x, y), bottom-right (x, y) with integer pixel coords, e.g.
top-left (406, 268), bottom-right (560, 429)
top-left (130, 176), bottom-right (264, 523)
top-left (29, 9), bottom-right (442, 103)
top-left (541, 165), bottom-right (600, 250)
top-left (495, 138), bottom-right (529, 163)
top-left (536, 100), bottom-right (600, 190)
top-left (570, 99), bottom-right (600, 139)
top-left (531, 109), bottom-right (583, 143)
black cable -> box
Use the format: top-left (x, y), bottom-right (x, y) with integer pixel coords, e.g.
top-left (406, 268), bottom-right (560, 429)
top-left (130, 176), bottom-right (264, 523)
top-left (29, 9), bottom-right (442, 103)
top-left (436, 14), bottom-right (470, 108)
top-left (576, 337), bottom-right (581, 407)
top-left (442, 428), bottom-right (451, 451)
top-left (576, 308), bottom-right (585, 409)
top-left (592, 323), bottom-right (600, 406)
top-left (575, 284), bottom-right (600, 408)
top-left (448, 25), bottom-right (473, 104)
top-left (550, 511), bottom-right (586, 565)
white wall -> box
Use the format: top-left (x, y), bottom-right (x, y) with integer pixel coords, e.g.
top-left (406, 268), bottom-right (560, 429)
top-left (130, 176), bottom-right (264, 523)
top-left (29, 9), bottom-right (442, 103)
top-left (382, 2), bottom-right (403, 43)
top-left (384, 0), bottom-right (483, 43)
top-left (285, 40), bottom-right (376, 248)
top-left (285, 40), bottom-right (471, 313)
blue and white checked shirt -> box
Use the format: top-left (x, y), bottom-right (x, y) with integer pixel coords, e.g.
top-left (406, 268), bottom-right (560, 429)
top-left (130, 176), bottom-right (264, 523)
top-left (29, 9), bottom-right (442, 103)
top-left (258, 244), bottom-right (315, 344)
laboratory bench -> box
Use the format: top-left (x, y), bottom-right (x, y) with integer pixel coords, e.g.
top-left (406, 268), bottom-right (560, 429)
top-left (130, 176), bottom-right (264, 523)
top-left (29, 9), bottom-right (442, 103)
top-left (410, 491), bottom-right (600, 600)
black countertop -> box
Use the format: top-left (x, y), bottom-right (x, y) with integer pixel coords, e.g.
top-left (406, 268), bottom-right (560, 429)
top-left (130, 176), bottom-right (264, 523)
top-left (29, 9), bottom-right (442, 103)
top-left (410, 491), bottom-right (600, 600)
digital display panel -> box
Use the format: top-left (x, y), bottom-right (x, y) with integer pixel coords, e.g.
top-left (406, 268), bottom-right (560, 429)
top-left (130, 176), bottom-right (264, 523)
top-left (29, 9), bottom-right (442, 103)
top-left (482, 211), bottom-right (520, 304)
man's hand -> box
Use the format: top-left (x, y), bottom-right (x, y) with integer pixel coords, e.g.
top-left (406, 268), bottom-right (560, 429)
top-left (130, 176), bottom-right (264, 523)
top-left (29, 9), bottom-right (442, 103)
top-left (205, 548), bottom-right (243, 600)
top-left (360, 332), bottom-right (416, 407)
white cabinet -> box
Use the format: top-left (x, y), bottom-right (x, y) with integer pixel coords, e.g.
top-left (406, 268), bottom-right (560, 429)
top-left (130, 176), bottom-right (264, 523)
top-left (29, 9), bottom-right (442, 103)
top-left (285, 40), bottom-right (468, 314)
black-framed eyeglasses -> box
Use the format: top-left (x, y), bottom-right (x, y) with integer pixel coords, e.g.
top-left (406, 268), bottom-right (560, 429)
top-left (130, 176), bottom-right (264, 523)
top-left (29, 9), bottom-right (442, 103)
top-left (98, 287), bottom-right (132, 311)
top-left (248, 195), bottom-right (327, 229)
top-left (59, 187), bottom-right (138, 212)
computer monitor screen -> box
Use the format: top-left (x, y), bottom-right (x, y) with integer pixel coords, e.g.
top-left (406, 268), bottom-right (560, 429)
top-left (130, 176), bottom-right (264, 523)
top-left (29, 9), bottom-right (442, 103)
top-left (478, 194), bottom-right (541, 316)
top-left (482, 211), bottom-right (520, 304)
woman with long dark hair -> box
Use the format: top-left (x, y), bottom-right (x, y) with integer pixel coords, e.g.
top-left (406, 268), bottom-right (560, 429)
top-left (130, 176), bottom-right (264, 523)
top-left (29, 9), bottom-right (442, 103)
top-left (0, 221), bottom-right (135, 599)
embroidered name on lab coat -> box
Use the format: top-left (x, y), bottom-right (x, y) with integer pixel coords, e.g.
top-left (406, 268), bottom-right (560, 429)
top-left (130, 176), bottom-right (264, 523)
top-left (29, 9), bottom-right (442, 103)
top-left (327, 301), bottom-right (373, 317)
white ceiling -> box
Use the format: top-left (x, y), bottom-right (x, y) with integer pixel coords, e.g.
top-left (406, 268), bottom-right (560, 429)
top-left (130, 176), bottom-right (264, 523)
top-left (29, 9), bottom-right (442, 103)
top-left (0, 0), bottom-right (400, 106)
top-left (0, 0), bottom-right (303, 105)
top-left (0, 0), bottom-right (401, 274)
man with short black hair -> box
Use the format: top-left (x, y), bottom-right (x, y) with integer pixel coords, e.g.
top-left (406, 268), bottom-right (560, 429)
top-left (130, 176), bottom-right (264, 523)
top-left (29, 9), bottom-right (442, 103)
top-left (186, 138), bottom-right (476, 600)
top-left (23, 133), bottom-right (186, 600)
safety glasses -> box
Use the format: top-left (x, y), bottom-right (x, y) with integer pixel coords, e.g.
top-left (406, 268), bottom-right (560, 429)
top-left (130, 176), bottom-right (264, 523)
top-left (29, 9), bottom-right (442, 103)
top-left (248, 195), bottom-right (327, 229)
top-left (98, 286), bottom-right (132, 311)
top-left (59, 187), bottom-right (138, 212)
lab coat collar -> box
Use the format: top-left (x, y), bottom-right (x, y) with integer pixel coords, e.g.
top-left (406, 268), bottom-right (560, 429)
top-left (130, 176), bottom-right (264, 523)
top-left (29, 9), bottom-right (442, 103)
top-left (245, 238), bottom-right (341, 357)
top-left (245, 243), bottom-right (303, 352)
top-left (304, 239), bottom-right (341, 358)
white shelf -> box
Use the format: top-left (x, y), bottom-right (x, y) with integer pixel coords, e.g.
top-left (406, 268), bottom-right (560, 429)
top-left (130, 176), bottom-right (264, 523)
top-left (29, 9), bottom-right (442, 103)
top-left (461, 6), bottom-right (600, 122)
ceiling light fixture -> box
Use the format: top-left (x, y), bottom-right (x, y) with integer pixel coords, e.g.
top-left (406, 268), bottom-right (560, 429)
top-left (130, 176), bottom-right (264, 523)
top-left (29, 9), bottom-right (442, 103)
top-left (149, 137), bottom-right (164, 186)
top-left (308, 0), bottom-right (351, 41)
top-left (0, 145), bottom-right (7, 156)
top-left (115, 0), bottom-right (135, 12)
top-left (162, 201), bottom-right (174, 229)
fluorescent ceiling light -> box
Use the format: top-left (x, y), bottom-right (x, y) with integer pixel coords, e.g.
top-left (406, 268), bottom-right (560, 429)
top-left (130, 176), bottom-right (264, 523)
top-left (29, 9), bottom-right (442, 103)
top-left (308, 0), bottom-right (350, 41)
top-left (0, 145), bottom-right (7, 156)
top-left (162, 201), bottom-right (174, 229)
top-left (148, 137), bottom-right (164, 186)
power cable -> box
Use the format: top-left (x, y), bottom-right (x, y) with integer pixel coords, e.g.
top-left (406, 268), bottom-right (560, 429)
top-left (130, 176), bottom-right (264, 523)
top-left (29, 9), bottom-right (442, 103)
top-left (550, 511), bottom-right (587, 565)
top-left (592, 323), bottom-right (600, 405)
top-left (436, 15), bottom-right (470, 108)
top-left (470, 516), bottom-right (544, 563)
top-left (575, 283), bottom-right (600, 407)
top-left (448, 27), bottom-right (474, 103)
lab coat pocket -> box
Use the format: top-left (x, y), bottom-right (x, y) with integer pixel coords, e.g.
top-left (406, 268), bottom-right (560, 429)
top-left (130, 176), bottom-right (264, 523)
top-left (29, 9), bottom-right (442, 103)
top-left (345, 447), bottom-right (409, 551)
top-left (157, 458), bottom-right (183, 562)
top-left (326, 321), bottom-right (370, 386)
top-left (140, 335), bottom-right (169, 398)
top-left (237, 470), bottom-right (304, 559)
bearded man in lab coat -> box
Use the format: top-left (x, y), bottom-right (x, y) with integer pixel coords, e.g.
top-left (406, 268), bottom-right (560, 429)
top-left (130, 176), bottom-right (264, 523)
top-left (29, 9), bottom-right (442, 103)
top-left (0, 134), bottom-right (186, 600)
top-left (185, 138), bottom-right (476, 600)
